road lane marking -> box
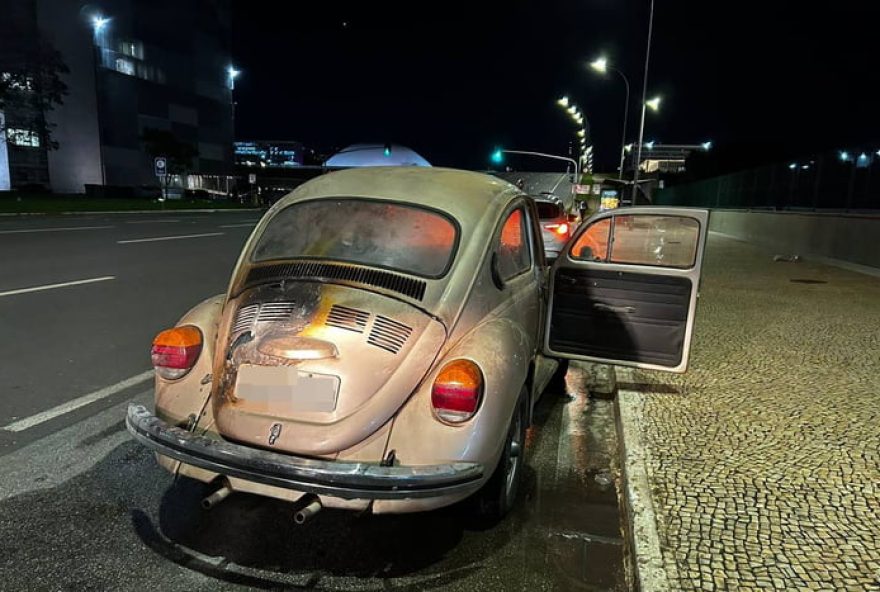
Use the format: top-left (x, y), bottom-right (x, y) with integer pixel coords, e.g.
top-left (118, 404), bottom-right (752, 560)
top-left (118, 232), bottom-right (224, 244)
top-left (1, 370), bottom-right (153, 432)
top-left (0, 276), bottom-right (115, 298)
top-left (219, 223), bottom-right (257, 228)
top-left (0, 225), bottom-right (114, 235)
top-left (124, 219), bottom-right (181, 224)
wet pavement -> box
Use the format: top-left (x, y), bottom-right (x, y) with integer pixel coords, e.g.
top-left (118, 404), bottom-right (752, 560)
top-left (0, 363), bottom-right (629, 591)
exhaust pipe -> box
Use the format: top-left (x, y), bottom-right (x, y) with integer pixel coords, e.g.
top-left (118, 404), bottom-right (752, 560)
top-left (294, 496), bottom-right (322, 525)
top-left (202, 480), bottom-right (232, 510)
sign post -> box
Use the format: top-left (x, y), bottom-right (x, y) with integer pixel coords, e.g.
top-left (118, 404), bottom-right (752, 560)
top-left (154, 157), bottom-right (168, 201)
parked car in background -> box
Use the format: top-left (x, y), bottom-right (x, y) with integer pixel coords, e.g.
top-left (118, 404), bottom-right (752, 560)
top-left (534, 194), bottom-right (570, 262)
top-left (126, 168), bottom-right (709, 524)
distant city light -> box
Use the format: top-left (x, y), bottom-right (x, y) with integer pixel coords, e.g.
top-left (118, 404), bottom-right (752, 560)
top-left (788, 163), bottom-right (797, 170)
top-left (624, 143), bottom-right (633, 152)
top-left (92, 16), bottom-right (109, 31)
top-left (577, 129), bottom-right (586, 138)
top-left (227, 65), bottom-right (240, 79)
top-left (645, 140), bottom-right (655, 149)
top-left (801, 164), bottom-right (810, 170)
top-left (646, 96), bottom-right (661, 112)
top-left (858, 152), bottom-right (868, 162)
top-left (557, 96), bottom-right (569, 108)
top-left (839, 151), bottom-right (851, 162)
top-left (701, 141), bottom-right (713, 150)
top-left (491, 148), bottom-right (504, 164)
top-left (590, 57), bottom-right (608, 74)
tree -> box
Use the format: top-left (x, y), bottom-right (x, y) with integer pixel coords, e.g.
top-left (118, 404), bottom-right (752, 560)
top-left (0, 31), bottom-right (69, 149)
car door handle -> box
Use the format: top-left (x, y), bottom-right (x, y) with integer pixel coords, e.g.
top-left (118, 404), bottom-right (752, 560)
top-left (594, 303), bottom-right (636, 314)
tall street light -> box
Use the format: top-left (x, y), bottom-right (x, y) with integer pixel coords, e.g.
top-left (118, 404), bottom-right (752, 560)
top-left (632, 0), bottom-right (656, 202)
top-left (590, 56), bottom-right (630, 179)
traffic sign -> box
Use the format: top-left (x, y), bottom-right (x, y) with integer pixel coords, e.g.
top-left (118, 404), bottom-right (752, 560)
top-left (154, 157), bottom-right (167, 176)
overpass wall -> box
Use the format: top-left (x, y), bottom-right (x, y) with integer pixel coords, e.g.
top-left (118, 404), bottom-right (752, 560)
top-left (708, 210), bottom-right (880, 272)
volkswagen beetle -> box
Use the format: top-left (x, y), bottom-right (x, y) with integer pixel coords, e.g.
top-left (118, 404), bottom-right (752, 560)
top-left (126, 167), bottom-right (708, 521)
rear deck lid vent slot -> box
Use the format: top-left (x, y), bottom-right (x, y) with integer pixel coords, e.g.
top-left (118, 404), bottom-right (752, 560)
top-left (256, 301), bottom-right (298, 322)
top-left (325, 304), bottom-right (370, 333)
top-left (367, 316), bottom-right (413, 354)
top-left (232, 303), bottom-right (259, 334)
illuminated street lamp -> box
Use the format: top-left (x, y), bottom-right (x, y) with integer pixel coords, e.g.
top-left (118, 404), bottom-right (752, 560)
top-left (227, 65), bottom-right (240, 89)
top-left (92, 16), bottom-right (110, 32)
top-left (701, 140), bottom-right (713, 151)
top-left (557, 96), bottom-right (570, 108)
top-left (589, 55), bottom-right (631, 179)
top-left (646, 96), bottom-right (661, 112)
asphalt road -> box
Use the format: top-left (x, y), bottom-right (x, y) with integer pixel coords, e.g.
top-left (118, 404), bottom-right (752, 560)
top-left (0, 211), bottom-right (628, 590)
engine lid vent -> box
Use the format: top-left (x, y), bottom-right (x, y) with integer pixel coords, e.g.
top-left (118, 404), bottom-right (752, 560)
top-left (257, 301), bottom-right (297, 322)
top-left (325, 304), bottom-right (370, 333)
top-left (232, 303), bottom-right (259, 334)
top-left (244, 262), bottom-right (427, 301)
top-left (367, 315), bottom-right (413, 354)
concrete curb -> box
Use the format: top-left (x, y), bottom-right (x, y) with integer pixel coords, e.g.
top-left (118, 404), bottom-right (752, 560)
top-left (0, 208), bottom-right (262, 217)
top-left (615, 367), bottom-right (674, 591)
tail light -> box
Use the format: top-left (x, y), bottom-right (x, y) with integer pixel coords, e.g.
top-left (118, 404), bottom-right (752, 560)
top-left (151, 326), bottom-right (203, 380)
top-left (545, 223), bottom-right (570, 237)
top-left (431, 359), bottom-right (483, 423)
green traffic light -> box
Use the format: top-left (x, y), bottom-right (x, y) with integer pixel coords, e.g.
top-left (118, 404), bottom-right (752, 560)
top-left (491, 149), bottom-right (504, 164)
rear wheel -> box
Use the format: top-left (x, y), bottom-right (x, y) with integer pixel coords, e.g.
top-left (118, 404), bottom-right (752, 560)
top-left (474, 387), bottom-right (527, 522)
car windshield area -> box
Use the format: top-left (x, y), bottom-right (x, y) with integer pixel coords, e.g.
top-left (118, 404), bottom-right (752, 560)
top-left (251, 199), bottom-right (458, 278)
top-left (535, 201), bottom-right (563, 219)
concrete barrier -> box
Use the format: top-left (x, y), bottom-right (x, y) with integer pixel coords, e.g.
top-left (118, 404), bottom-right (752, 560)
top-left (708, 210), bottom-right (880, 275)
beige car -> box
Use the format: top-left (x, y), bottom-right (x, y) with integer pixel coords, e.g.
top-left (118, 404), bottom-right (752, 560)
top-left (126, 167), bottom-right (708, 522)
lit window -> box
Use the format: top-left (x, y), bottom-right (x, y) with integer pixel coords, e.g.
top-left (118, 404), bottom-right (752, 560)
top-left (6, 128), bottom-right (40, 147)
top-left (0, 72), bottom-right (33, 91)
top-left (115, 58), bottom-right (135, 76)
top-left (119, 40), bottom-right (144, 59)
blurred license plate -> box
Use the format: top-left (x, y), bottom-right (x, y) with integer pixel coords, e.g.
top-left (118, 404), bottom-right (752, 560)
top-left (235, 364), bottom-right (340, 412)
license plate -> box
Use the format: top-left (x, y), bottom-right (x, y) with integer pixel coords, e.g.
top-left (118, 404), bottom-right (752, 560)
top-left (235, 364), bottom-right (340, 413)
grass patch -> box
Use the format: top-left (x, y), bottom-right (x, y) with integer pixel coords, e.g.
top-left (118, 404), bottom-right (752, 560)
top-left (0, 194), bottom-right (257, 214)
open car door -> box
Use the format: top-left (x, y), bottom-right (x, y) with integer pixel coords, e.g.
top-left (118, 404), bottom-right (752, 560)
top-left (544, 207), bottom-right (709, 373)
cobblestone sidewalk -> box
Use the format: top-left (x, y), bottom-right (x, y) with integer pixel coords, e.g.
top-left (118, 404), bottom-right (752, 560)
top-left (619, 234), bottom-right (880, 591)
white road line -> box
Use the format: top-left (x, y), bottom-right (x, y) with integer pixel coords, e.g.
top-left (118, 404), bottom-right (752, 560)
top-left (124, 219), bottom-right (181, 224)
top-left (0, 225), bottom-right (114, 235)
top-left (1, 370), bottom-right (153, 432)
top-left (218, 223), bottom-right (257, 228)
top-left (118, 232), bottom-right (224, 244)
top-left (0, 276), bottom-right (115, 298)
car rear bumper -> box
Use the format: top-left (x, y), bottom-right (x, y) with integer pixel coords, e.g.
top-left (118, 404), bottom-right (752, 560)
top-left (126, 404), bottom-right (484, 500)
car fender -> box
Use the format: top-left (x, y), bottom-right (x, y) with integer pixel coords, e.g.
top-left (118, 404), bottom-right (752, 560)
top-left (154, 293), bottom-right (224, 428)
top-left (385, 316), bottom-right (531, 474)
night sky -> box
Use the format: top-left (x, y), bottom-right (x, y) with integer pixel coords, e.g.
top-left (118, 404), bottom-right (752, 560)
top-left (231, 1), bottom-right (880, 173)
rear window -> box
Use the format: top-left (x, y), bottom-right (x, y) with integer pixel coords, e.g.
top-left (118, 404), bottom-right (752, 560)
top-left (536, 201), bottom-right (563, 219)
top-left (251, 199), bottom-right (458, 278)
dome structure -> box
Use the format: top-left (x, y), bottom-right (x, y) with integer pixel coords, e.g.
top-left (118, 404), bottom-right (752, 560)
top-left (324, 143), bottom-right (431, 168)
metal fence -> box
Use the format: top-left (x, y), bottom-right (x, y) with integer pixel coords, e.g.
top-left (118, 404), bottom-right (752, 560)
top-left (655, 151), bottom-right (880, 211)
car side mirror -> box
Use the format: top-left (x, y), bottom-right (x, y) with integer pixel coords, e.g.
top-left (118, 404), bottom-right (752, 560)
top-left (490, 252), bottom-right (505, 290)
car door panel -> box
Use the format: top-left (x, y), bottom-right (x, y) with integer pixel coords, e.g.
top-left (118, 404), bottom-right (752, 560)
top-left (543, 207), bottom-right (709, 373)
top-left (549, 268), bottom-right (691, 367)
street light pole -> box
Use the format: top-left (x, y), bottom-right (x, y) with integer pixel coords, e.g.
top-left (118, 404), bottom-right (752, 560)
top-left (632, 0), bottom-right (656, 202)
top-left (611, 68), bottom-right (631, 180)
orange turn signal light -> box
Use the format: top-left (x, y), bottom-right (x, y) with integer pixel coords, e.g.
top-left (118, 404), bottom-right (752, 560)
top-left (151, 325), bottom-right (203, 379)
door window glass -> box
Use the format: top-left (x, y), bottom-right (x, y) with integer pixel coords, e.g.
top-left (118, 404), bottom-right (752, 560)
top-left (570, 218), bottom-right (611, 261)
top-left (609, 215), bottom-right (700, 268)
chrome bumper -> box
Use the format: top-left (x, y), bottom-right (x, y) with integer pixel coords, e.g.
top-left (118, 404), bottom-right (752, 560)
top-left (126, 404), bottom-right (484, 500)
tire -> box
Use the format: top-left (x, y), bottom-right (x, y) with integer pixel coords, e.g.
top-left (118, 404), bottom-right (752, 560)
top-left (474, 387), bottom-right (528, 522)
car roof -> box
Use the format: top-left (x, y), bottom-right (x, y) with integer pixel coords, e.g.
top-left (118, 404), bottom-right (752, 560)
top-left (276, 167), bottom-right (521, 223)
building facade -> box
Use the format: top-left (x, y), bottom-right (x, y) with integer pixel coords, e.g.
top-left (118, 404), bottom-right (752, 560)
top-left (1, 0), bottom-right (234, 193)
